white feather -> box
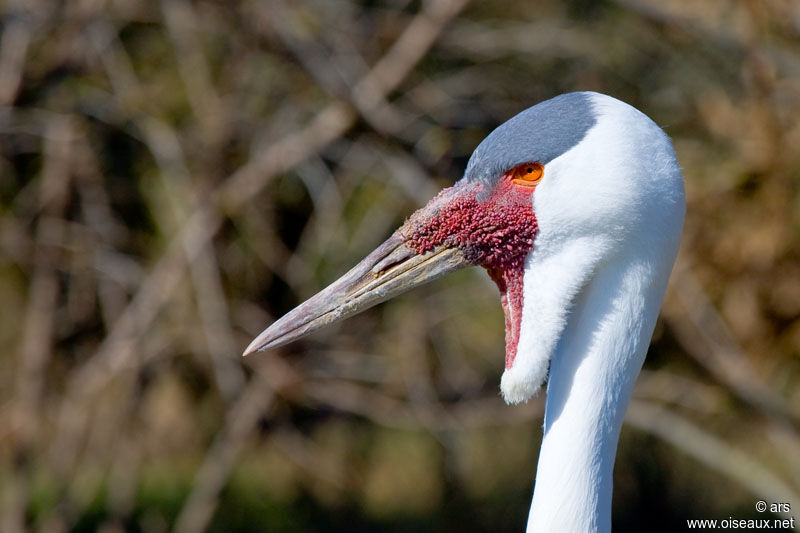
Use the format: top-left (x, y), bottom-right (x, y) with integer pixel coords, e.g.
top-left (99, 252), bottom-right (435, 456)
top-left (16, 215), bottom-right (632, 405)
top-left (500, 93), bottom-right (684, 532)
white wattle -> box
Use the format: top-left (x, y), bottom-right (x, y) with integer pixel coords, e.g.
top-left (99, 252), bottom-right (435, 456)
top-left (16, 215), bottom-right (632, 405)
top-left (500, 235), bottom-right (608, 404)
top-left (498, 93), bottom-right (685, 532)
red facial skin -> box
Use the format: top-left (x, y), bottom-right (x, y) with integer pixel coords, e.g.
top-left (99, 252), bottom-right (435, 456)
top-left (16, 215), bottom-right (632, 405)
top-left (403, 175), bottom-right (538, 369)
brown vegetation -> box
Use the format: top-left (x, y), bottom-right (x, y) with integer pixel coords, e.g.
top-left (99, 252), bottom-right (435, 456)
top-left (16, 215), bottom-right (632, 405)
top-left (1, 0), bottom-right (799, 531)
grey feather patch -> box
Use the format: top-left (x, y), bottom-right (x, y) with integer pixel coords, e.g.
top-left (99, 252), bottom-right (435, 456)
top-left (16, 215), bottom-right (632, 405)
top-left (463, 92), bottom-right (597, 185)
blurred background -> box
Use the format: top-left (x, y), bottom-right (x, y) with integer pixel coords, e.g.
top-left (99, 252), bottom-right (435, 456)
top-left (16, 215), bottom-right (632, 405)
top-left (2, 0), bottom-right (800, 531)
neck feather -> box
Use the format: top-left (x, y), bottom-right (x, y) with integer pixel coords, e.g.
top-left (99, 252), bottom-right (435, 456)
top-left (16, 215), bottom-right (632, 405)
top-left (525, 254), bottom-right (670, 533)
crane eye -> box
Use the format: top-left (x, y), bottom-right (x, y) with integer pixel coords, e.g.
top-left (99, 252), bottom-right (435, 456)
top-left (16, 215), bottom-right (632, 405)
top-left (509, 162), bottom-right (544, 187)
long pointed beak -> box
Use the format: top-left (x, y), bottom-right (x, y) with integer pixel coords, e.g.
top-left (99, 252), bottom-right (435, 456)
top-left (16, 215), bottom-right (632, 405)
top-left (243, 232), bottom-right (471, 356)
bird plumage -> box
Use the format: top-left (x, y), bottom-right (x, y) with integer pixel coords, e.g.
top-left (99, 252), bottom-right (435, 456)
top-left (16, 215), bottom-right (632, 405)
top-left (245, 91), bottom-right (685, 533)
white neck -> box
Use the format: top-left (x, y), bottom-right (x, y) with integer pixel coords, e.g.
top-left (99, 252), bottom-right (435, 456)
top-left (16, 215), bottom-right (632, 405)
top-left (525, 253), bottom-right (670, 533)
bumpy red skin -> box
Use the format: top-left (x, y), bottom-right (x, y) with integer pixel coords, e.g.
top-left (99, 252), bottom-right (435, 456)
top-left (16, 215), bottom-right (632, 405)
top-left (403, 177), bottom-right (538, 369)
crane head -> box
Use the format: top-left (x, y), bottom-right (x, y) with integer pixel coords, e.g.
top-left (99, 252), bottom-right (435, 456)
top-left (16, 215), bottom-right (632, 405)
top-left (244, 92), bottom-right (685, 404)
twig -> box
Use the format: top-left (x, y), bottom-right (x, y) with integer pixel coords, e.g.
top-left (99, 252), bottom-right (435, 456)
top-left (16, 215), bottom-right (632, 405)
top-left (218, 0), bottom-right (470, 208)
top-left (172, 361), bottom-right (281, 533)
top-left (626, 400), bottom-right (800, 529)
top-left (300, 378), bottom-right (543, 431)
top-left (139, 116), bottom-right (244, 402)
top-left (3, 116), bottom-right (74, 533)
top-left (171, 4), bottom-right (472, 529)
top-left (0, 3), bottom-right (33, 105)
top-left (49, 0), bottom-right (470, 455)
top-left (160, 0), bottom-right (226, 145)
top-left (666, 261), bottom-right (798, 422)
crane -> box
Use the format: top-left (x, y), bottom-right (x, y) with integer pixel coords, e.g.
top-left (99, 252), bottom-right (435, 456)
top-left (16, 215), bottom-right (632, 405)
top-left (244, 92), bottom-right (685, 532)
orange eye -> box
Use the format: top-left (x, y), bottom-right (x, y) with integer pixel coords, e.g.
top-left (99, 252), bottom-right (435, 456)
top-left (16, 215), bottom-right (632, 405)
top-left (510, 162), bottom-right (544, 187)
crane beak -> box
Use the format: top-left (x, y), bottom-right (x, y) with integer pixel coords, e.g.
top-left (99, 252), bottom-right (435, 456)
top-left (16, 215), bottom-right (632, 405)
top-left (243, 232), bottom-right (471, 355)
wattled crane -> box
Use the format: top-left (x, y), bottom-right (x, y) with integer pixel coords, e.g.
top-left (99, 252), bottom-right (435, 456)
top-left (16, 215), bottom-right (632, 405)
top-left (245, 92), bottom-right (685, 532)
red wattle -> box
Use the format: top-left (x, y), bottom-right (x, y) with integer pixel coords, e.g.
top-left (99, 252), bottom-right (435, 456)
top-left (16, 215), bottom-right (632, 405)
top-left (404, 179), bottom-right (537, 369)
